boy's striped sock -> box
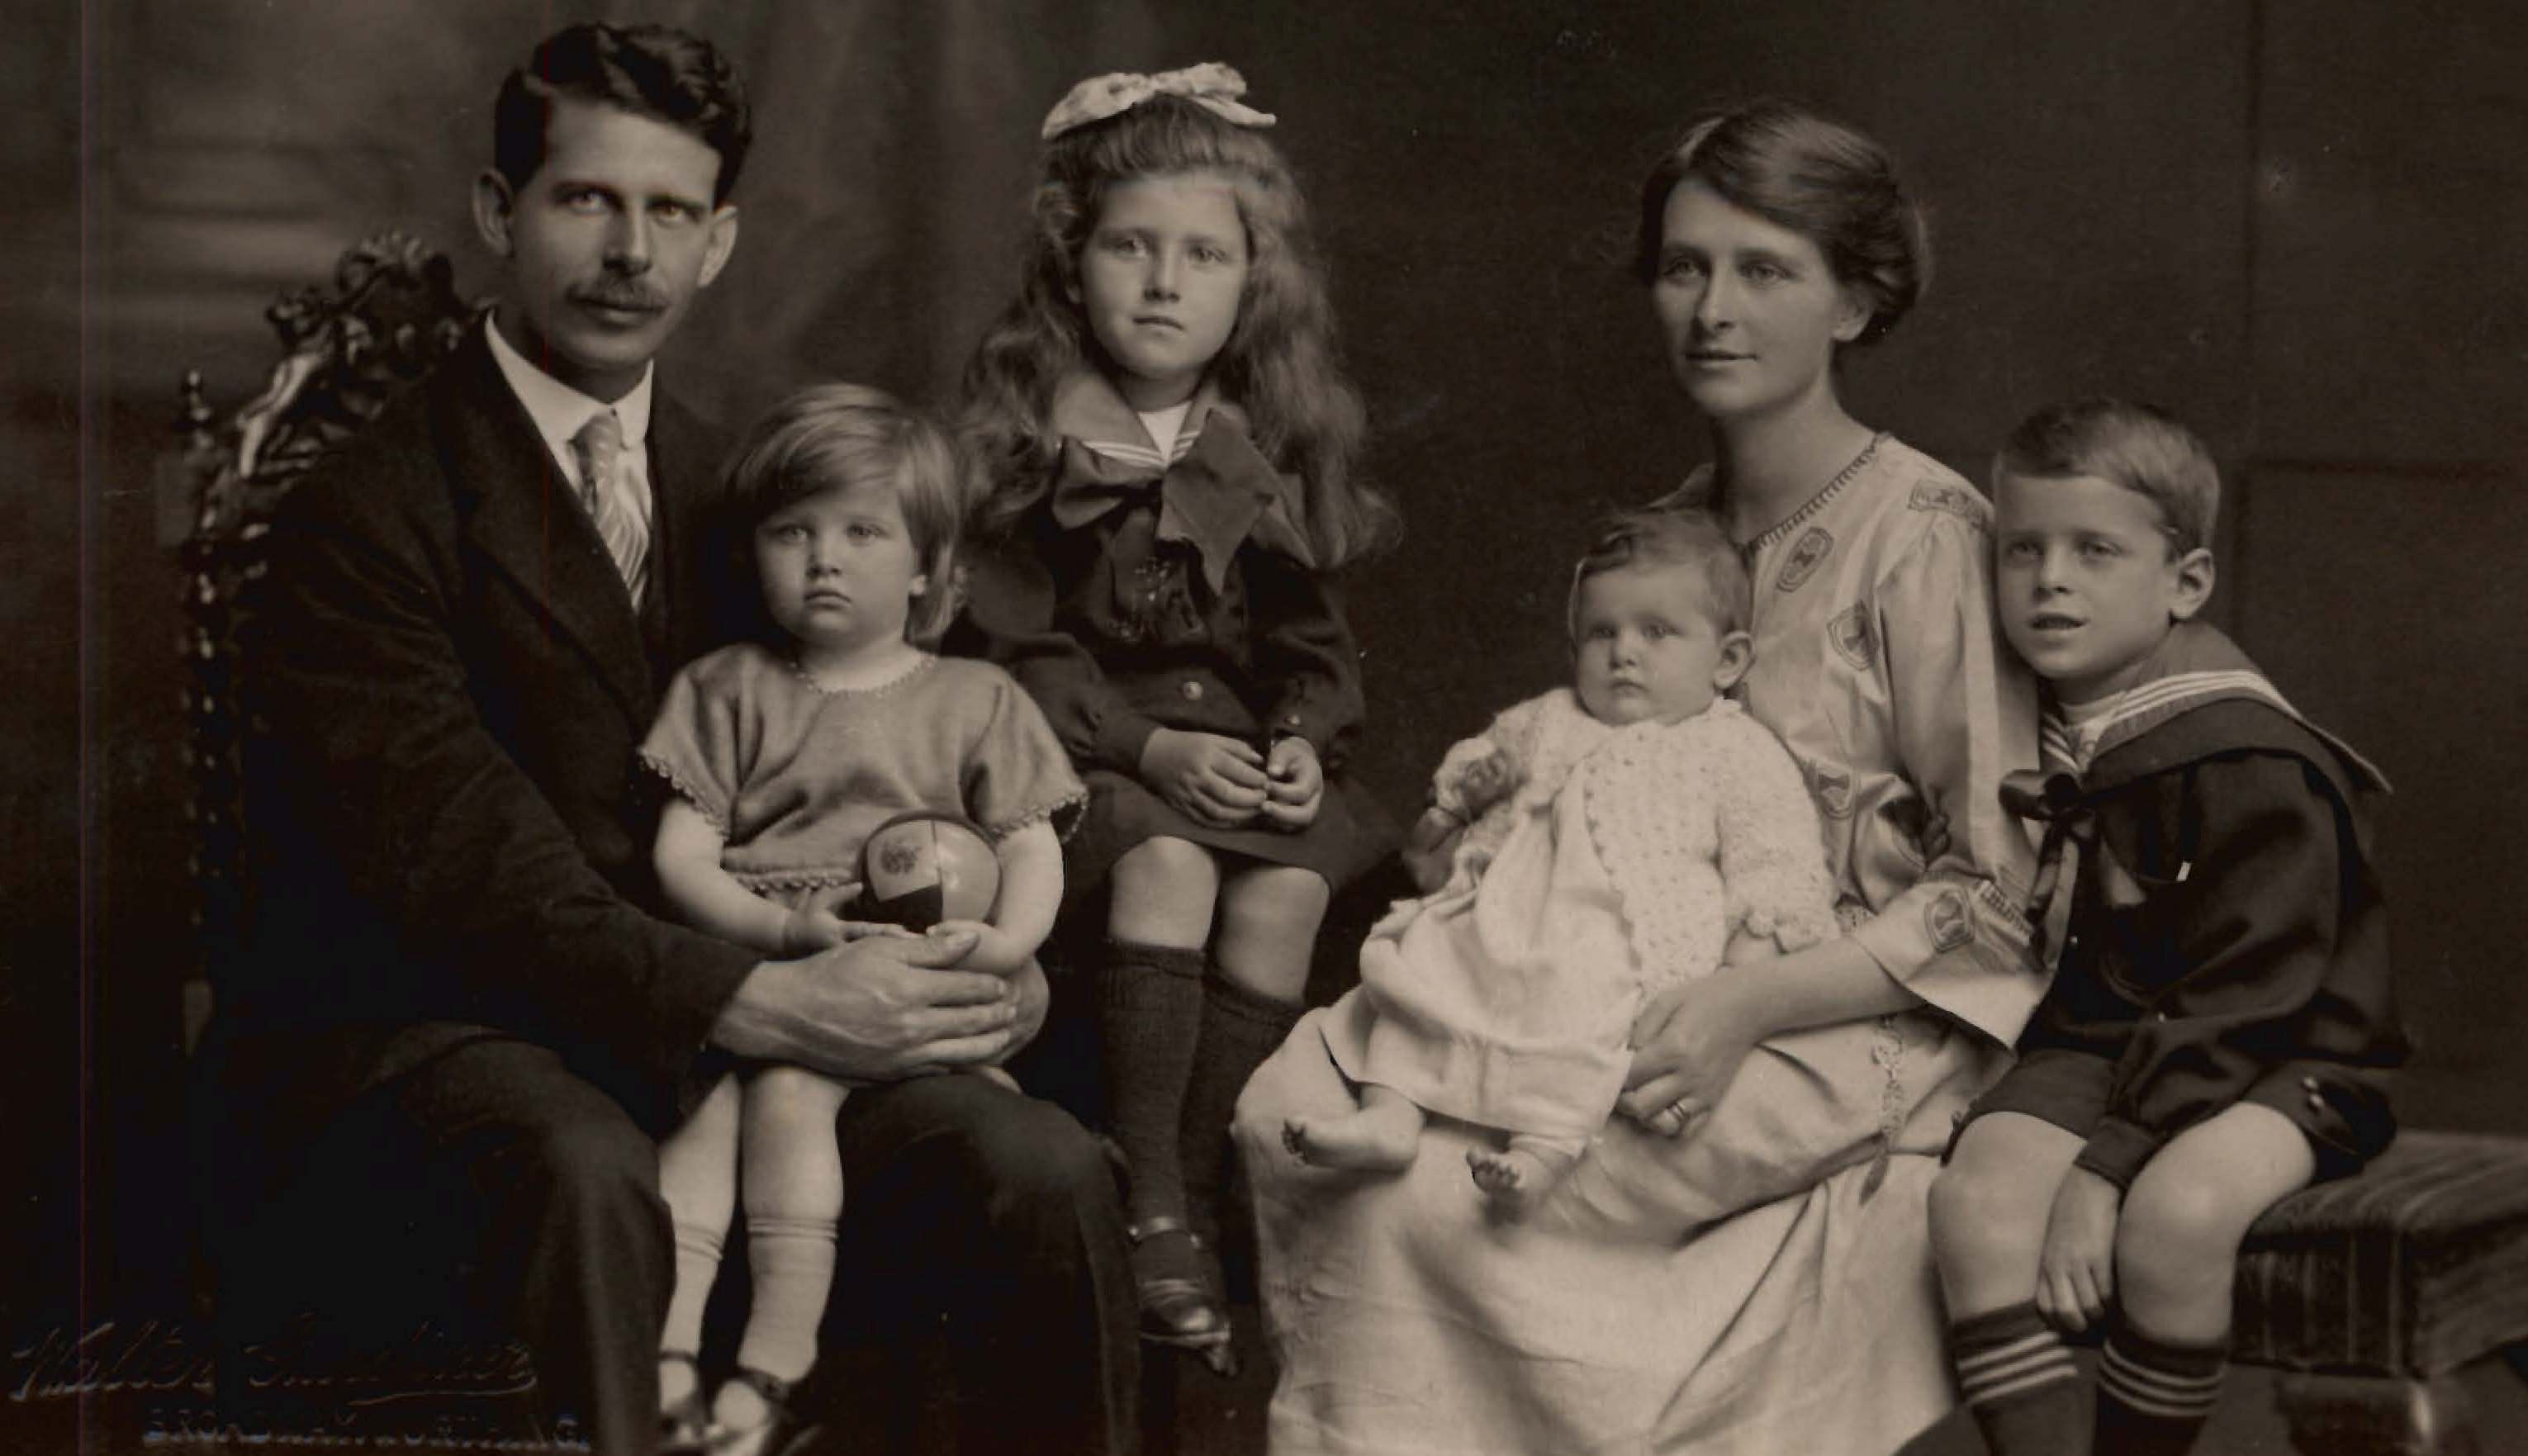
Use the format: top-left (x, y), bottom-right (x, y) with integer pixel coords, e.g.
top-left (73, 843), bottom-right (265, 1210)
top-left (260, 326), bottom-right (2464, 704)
top-left (2094, 1321), bottom-right (2225, 1455)
top-left (1952, 1302), bottom-right (2085, 1456)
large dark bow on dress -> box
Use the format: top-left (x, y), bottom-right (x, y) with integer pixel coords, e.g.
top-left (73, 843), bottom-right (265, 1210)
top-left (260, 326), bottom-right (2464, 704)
top-left (1049, 415), bottom-right (1316, 594)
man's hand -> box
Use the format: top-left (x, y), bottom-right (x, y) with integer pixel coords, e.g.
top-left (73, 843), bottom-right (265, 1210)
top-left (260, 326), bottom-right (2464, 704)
top-left (711, 927), bottom-right (1029, 1081)
top-left (2036, 1164), bottom-right (2122, 1334)
top-left (1140, 727), bottom-right (1268, 827)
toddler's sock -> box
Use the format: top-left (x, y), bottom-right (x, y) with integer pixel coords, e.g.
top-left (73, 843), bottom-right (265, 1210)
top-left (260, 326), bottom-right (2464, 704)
top-left (2094, 1320), bottom-right (2225, 1456)
top-left (1178, 974), bottom-right (1301, 1247)
top-left (659, 1220), bottom-right (724, 1405)
top-left (1952, 1302), bottom-right (2085, 1456)
top-left (1099, 939), bottom-right (1210, 1226)
top-left (734, 1212), bottom-right (838, 1384)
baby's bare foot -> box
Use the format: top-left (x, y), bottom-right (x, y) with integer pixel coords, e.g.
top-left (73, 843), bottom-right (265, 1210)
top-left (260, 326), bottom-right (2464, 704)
top-left (1283, 1110), bottom-right (1418, 1171)
top-left (1468, 1145), bottom-right (1571, 1221)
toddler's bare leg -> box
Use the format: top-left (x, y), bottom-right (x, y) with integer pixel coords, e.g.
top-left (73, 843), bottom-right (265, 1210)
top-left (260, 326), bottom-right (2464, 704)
top-left (1284, 1083), bottom-right (1425, 1171)
top-left (1468, 1134), bottom-right (1581, 1222)
top-left (714, 1067), bottom-right (851, 1454)
top-left (655, 1072), bottom-right (742, 1420)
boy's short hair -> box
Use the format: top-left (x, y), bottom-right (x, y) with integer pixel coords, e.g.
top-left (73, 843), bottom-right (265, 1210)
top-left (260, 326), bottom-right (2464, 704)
top-left (1568, 505), bottom-right (1751, 642)
top-left (722, 383), bottom-right (967, 646)
top-left (1992, 396), bottom-right (2221, 554)
top-left (492, 23), bottom-right (752, 204)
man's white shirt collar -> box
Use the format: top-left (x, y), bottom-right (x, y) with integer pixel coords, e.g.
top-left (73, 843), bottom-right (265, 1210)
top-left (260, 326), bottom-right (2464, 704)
top-left (483, 314), bottom-right (656, 492)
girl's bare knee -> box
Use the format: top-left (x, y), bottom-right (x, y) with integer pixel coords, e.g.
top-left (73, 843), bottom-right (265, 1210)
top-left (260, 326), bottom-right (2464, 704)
top-left (1215, 866), bottom-right (1329, 994)
top-left (1110, 837), bottom-right (1222, 945)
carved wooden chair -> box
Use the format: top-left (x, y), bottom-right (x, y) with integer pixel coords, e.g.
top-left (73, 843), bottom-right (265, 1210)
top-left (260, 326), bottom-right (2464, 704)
top-left (174, 230), bottom-right (483, 1041)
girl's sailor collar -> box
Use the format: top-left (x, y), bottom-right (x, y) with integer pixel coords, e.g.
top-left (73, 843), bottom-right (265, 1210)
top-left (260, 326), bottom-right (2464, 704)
top-left (1046, 371), bottom-right (1315, 585)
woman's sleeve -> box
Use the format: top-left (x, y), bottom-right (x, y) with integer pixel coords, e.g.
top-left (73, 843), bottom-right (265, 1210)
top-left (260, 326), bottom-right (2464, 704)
top-left (1248, 552), bottom-right (1368, 768)
top-left (638, 656), bottom-right (746, 835)
top-left (953, 535), bottom-right (1164, 775)
top-left (1843, 514), bottom-right (2050, 1043)
top-left (961, 666), bottom-right (1091, 842)
top-left (1717, 718), bottom-right (1843, 953)
top-left (2075, 755), bottom-right (2398, 1188)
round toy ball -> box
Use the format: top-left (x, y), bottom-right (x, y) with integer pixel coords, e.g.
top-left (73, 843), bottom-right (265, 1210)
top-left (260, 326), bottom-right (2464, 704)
top-left (857, 811), bottom-right (1001, 932)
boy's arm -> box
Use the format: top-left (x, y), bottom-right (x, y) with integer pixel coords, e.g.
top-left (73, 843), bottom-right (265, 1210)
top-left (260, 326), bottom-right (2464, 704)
top-left (2073, 753), bottom-right (2388, 1189)
top-left (653, 798), bottom-right (842, 958)
top-left (940, 818), bottom-right (1063, 975)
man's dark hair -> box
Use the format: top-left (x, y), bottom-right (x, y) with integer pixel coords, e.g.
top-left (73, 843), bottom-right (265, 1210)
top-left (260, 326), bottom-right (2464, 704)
top-left (491, 23), bottom-right (752, 204)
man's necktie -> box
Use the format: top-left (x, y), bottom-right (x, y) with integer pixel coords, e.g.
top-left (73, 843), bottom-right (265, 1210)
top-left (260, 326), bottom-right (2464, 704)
top-left (571, 410), bottom-right (648, 605)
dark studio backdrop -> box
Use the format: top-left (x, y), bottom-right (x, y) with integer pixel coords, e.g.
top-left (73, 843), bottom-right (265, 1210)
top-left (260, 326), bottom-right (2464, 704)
top-left (10, 0), bottom-right (2524, 1419)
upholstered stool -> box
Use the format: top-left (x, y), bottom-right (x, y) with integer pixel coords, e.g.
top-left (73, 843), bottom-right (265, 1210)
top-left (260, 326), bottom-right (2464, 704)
top-left (2235, 1131), bottom-right (2528, 1454)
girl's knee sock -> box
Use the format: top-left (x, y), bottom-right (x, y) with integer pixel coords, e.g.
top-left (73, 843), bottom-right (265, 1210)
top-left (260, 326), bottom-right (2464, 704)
top-left (1952, 1302), bottom-right (2085, 1456)
top-left (1179, 974), bottom-right (1302, 1247)
top-left (734, 1213), bottom-right (838, 1383)
top-left (2094, 1320), bottom-right (2226, 1456)
top-left (662, 1220), bottom-right (724, 1359)
top-left (1099, 939), bottom-right (1210, 1227)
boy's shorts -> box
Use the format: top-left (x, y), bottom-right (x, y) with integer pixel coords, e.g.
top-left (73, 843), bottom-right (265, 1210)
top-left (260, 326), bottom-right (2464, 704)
top-left (1942, 1046), bottom-right (2388, 1184)
top-left (1942, 1047), bottom-right (2114, 1162)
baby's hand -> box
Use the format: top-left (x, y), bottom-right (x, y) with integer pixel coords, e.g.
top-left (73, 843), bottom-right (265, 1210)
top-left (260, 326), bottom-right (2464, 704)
top-left (2036, 1165), bottom-right (2122, 1334)
top-left (1454, 747), bottom-right (1520, 816)
top-left (1402, 807), bottom-right (1465, 894)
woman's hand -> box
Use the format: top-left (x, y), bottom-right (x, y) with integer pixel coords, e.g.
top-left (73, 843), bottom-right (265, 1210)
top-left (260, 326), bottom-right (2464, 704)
top-left (2036, 1165), bottom-right (2122, 1334)
top-left (1617, 971), bottom-right (1766, 1135)
top-left (1259, 734), bottom-right (1326, 830)
top-left (1140, 728), bottom-right (1269, 827)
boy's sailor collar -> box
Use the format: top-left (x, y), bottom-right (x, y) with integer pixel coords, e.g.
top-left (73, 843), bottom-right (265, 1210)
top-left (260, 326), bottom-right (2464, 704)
top-left (1047, 371), bottom-right (1314, 585)
top-left (2037, 620), bottom-right (2389, 793)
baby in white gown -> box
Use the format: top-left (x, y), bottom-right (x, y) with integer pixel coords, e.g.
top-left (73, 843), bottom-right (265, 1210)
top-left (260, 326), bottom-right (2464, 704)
top-left (1285, 508), bottom-right (1839, 1218)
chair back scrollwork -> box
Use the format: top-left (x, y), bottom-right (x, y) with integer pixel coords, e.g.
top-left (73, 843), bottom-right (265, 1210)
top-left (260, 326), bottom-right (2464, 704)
top-left (178, 232), bottom-right (483, 1006)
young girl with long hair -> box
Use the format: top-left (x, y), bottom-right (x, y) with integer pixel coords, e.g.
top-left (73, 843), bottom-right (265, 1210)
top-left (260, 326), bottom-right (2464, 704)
top-left (953, 64), bottom-right (1399, 1374)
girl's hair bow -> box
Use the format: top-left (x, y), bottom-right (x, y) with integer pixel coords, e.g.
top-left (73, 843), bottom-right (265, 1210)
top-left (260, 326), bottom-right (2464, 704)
top-left (1041, 62), bottom-right (1276, 140)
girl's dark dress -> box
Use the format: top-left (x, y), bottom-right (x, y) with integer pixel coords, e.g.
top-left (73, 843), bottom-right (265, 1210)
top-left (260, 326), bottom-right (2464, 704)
top-left (952, 374), bottom-right (1395, 906)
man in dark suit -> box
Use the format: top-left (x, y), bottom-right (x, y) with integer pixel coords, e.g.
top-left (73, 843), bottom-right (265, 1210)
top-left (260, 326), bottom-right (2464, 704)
top-left (197, 25), bottom-right (1136, 1455)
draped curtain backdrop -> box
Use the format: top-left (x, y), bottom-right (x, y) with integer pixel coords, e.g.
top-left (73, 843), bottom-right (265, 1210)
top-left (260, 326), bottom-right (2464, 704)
top-left (17, 0), bottom-right (2525, 1340)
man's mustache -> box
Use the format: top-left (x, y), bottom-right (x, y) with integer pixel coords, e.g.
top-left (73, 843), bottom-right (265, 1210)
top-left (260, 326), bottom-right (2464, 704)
top-left (571, 283), bottom-right (671, 311)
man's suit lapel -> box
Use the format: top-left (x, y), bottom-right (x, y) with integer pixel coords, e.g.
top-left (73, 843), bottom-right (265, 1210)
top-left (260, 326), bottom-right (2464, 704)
top-left (443, 334), bottom-right (657, 723)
